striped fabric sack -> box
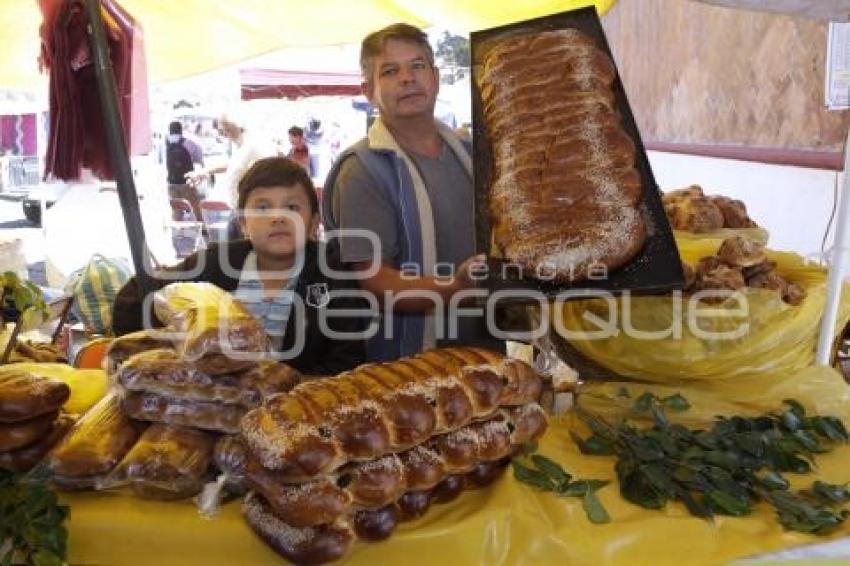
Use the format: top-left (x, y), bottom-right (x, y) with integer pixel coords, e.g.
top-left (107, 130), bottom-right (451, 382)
top-left (64, 255), bottom-right (131, 334)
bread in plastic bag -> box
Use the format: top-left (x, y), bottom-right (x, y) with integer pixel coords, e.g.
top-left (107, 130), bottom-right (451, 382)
top-left (0, 409), bottom-right (59, 451)
top-left (119, 389), bottom-right (246, 434)
top-left (0, 368), bottom-right (70, 423)
top-left (152, 282), bottom-right (268, 374)
top-left (47, 391), bottom-right (143, 483)
top-left (0, 413), bottom-right (75, 472)
top-left (106, 330), bottom-right (174, 375)
top-left (556, 238), bottom-right (850, 382)
top-left (99, 423), bottom-right (215, 500)
top-left (116, 350), bottom-right (301, 407)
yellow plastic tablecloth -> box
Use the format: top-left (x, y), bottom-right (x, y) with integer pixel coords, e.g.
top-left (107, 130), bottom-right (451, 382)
top-left (61, 367), bottom-right (850, 566)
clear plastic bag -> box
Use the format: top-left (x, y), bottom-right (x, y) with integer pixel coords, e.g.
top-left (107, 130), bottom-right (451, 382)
top-left (105, 330), bottom-right (173, 375)
top-left (47, 391), bottom-right (143, 482)
top-left (153, 282), bottom-right (269, 374)
top-left (99, 423), bottom-right (214, 500)
top-left (196, 435), bottom-right (249, 518)
top-left (116, 350), bottom-right (301, 407)
top-left (119, 388), bottom-right (246, 434)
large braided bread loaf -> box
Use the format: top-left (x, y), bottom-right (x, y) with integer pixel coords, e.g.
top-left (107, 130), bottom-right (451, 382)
top-left (478, 28), bottom-right (646, 282)
top-left (243, 404), bottom-right (546, 527)
top-left (241, 347), bottom-right (543, 482)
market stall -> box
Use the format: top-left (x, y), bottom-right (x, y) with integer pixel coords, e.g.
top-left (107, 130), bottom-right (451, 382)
top-left (5, 345), bottom-right (850, 565)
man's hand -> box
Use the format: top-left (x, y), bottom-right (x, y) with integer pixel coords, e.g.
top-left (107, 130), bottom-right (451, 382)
top-left (454, 254), bottom-right (487, 289)
top-left (352, 254), bottom-right (488, 313)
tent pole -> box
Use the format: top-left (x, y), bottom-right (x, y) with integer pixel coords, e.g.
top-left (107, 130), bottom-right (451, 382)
top-left (83, 0), bottom-right (151, 291)
top-left (815, 128), bottom-right (850, 366)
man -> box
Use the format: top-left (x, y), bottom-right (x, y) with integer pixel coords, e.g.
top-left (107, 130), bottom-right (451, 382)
top-left (187, 110), bottom-right (275, 238)
top-left (323, 23), bottom-right (498, 361)
top-left (286, 126), bottom-right (311, 174)
top-left (186, 110), bottom-right (274, 209)
top-left (165, 121), bottom-right (204, 220)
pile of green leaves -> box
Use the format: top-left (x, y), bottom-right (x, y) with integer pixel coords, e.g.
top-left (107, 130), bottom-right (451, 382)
top-left (512, 454), bottom-right (611, 524)
top-left (0, 469), bottom-right (69, 566)
top-left (573, 392), bottom-right (850, 534)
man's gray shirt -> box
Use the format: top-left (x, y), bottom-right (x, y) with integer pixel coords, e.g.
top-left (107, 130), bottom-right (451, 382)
top-left (332, 142), bottom-right (475, 271)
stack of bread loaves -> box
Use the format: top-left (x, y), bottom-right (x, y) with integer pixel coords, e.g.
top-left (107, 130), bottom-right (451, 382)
top-left (237, 347), bottom-right (549, 564)
top-left (48, 283), bottom-right (301, 499)
top-left (0, 369), bottom-right (74, 472)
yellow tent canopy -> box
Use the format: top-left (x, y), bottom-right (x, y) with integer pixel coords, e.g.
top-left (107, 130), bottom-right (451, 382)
top-left (0, 0), bottom-right (617, 91)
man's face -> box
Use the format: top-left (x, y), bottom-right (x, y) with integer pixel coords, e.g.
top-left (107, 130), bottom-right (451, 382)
top-left (364, 39), bottom-right (439, 122)
top-left (289, 133), bottom-right (305, 149)
top-left (239, 185), bottom-right (318, 260)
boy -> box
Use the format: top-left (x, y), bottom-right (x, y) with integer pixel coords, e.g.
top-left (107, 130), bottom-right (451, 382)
top-left (113, 157), bottom-right (367, 376)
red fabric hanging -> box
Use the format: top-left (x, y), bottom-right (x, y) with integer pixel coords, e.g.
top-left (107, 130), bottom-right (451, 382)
top-left (39, 0), bottom-right (150, 181)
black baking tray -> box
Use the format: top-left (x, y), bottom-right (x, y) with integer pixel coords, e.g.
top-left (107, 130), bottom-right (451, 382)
top-left (470, 7), bottom-right (684, 303)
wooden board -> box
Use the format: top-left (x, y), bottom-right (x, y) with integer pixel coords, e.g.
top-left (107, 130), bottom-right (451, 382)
top-left (601, 0), bottom-right (850, 153)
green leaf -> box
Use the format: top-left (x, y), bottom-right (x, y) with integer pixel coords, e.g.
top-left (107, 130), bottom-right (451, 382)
top-left (582, 489), bottom-right (611, 524)
top-left (530, 455), bottom-right (571, 487)
top-left (649, 402), bottom-right (670, 429)
top-left (619, 467), bottom-right (667, 509)
top-left (768, 491), bottom-right (847, 535)
top-left (633, 392), bottom-right (655, 413)
top-left (702, 450), bottom-right (740, 472)
top-left (557, 479), bottom-right (610, 497)
top-left (662, 393), bottom-right (691, 412)
top-left (811, 481), bottom-right (850, 504)
top-left (811, 417), bottom-right (849, 442)
top-left (512, 461), bottom-right (555, 491)
top-left (639, 463), bottom-right (677, 499)
top-left (730, 432), bottom-right (765, 458)
top-left (707, 490), bottom-right (751, 517)
top-left (645, 430), bottom-right (679, 457)
top-left (792, 430), bottom-right (827, 453)
top-left (31, 548), bottom-right (62, 566)
top-left (571, 432), bottom-right (616, 456)
top-left (781, 408), bottom-right (803, 432)
top-left (757, 472), bottom-right (790, 491)
top-left (783, 399), bottom-right (807, 419)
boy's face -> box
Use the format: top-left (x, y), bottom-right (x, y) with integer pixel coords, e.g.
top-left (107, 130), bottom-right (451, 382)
top-left (239, 185), bottom-right (318, 260)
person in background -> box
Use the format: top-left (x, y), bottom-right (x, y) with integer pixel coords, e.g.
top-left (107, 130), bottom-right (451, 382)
top-left (323, 23), bottom-right (500, 362)
top-left (286, 126), bottom-right (312, 175)
top-left (112, 156), bottom-right (367, 376)
top-left (165, 120), bottom-right (204, 220)
top-left (187, 110), bottom-right (275, 238)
